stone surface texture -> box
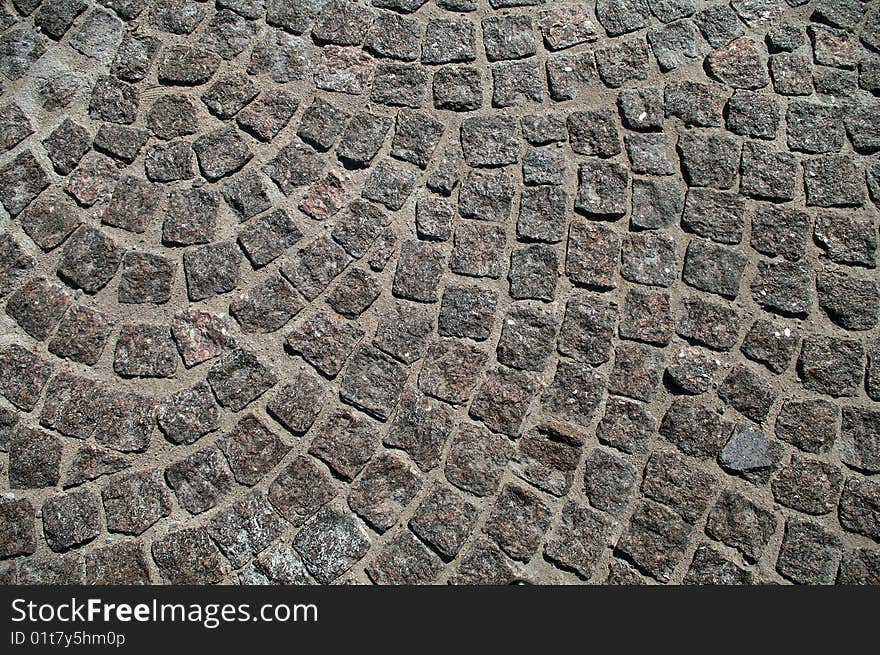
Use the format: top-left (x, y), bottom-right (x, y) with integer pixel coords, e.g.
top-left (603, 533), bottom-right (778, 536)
top-left (0, 0), bottom-right (877, 586)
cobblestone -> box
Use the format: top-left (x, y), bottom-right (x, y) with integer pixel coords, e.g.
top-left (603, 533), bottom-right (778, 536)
top-left (776, 517), bottom-right (841, 584)
top-left (152, 528), bottom-right (227, 584)
top-left (42, 488), bottom-right (101, 551)
top-left (384, 390), bottom-right (453, 472)
top-left (584, 447), bottom-right (638, 516)
top-left (8, 425), bottom-right (62, 488)
top-left (293, 506), bottom-right (371, 583)
top-left (683, 543), bottom-right (752, 585)
top-left (616, 499), bottom-right (692, 583)
top-left (0, 498), bottom-right (36, 557)
top-left (209, 492), bottom-right (285, 568)
top-left (445, 421), bottom-right (510, 497)
top-left (209, 350), bottom-right (277, 411)
top-left (484, 483), bottom-right (552, 562)
top-left (366, 529), bottom-right (442, 584)
top-left (268, 455), bottom-right (336, 527)
top-left (101, 469), bottom-right (173, 535)
top-left (706, 491), bottom-right (776, 563)
top-left (157, 383), bottom-right (220, 445)
top-left (6, 277), bottom-right (72, 340)
top-left (840, 407), bottom-right (880, 473)
top-left (218, 414), bottom-right (290, 485)
top-left (84, 541), bottom-right (151, 585)
top-left (347, 452), bottom-right (421, 532)
top-left (308, 408), bottom-right (380, 481)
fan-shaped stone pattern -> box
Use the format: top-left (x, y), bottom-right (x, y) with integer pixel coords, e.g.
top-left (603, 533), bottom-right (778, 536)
top-left (0, 0), bottom-right (877, 587)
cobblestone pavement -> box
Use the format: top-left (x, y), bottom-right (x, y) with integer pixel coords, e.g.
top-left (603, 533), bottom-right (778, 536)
top-left (1, 0), bottom-right (879, 586)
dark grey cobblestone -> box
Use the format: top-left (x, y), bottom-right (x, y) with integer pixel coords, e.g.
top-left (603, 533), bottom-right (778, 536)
top-left (684, 543), bottom-right (752, 585)
top-left (706, 490), bottom-right (776, 563)
top-left (384, 389), bottom-right (453, 472)
top-left (366, 528), bottom-right (442, 585)
top-left (268, 455), bottom-right (336, 528)
top-left (209, 492), bottom-right (285, 568)
top-left (484, 483), bottom-right (551, 562)
top-left (294, 505), bottom-right (371, 583)
top-left (218, 414), bottom-right (290, 485)
top-left (616, 499), bottom-right (692, 583)
top-left (776, 517), bottom-right (842, 584)
top-left (152, 527), bottom-right (227, 584)
top-left (92, 123), bottom-right (147, 166)
top-left (101, 469), bottom-right (172, 535)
